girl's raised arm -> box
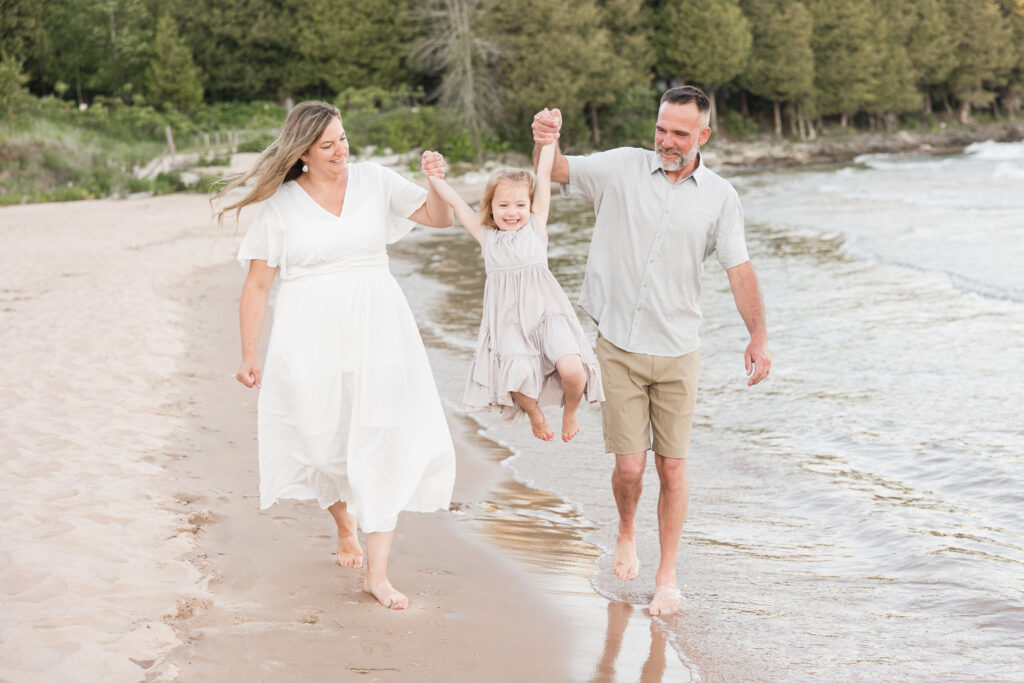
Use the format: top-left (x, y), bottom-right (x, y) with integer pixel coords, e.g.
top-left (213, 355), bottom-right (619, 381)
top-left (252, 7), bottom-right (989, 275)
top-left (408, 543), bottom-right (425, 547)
top-left (531, 109), bottom-right (560, 234)
top-left (422, 151), bottom-right (485, 245)
top-left (531, 143), bottom-right (555, 234)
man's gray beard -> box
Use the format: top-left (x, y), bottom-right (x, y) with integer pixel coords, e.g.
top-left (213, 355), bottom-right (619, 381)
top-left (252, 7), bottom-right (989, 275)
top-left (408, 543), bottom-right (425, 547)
top-left (657, 145), bottom-right (698, 172)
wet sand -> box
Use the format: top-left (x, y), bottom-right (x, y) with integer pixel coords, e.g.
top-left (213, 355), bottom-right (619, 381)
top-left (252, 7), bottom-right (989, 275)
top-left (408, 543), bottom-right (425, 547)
top-left (0, 192), bottom-right (688, 681)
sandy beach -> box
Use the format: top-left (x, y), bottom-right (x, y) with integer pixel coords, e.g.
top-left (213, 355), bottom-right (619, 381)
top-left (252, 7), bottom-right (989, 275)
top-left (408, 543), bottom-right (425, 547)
top-left (0, 192), bottom-right (688, 681)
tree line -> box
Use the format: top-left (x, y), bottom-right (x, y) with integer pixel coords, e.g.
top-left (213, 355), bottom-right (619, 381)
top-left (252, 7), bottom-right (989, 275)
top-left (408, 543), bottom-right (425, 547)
top-left (3, 0), bottom-right (1023, 150)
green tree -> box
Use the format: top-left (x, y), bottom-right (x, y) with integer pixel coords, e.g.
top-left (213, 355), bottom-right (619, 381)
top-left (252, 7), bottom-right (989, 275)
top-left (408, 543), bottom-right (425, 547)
top-left (146, 13), bottom-right (203, 116)
top-left (34, 0), bottom-right (109, 103)
top-left (0, 0), bottom-right (43, 89)
top-left (410, 0), bottom-right (499, 158)
top-left (0, 52), bottom-right (30, 115)
top-left (172, 0), bottom-right (418, 101)
top-left (483, 0), bottom-right (611, 147)
top-left (739, 0), bottom-right (814, 137)
top-left (865, 0), bottom-right (922, 127)
top-left (945, 0), bottom-right (1016, 123)
top-left (655, 0), bottom-right (752, 132)
top-left (995, 0), bottom-right (1024, 119)
top-left (30, 0), bottom-right (152, 103)
top-left (806, 0), bottom-right (882, 127)
top-left (904, 0), bottom-right (956, 113)
top-left (582, 0), bottom-right (655, 145)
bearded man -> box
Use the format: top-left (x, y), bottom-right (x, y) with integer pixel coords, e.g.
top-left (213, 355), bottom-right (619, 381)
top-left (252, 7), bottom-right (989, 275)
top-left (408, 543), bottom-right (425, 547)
top-left (532, 85), bottom-right (771, 616)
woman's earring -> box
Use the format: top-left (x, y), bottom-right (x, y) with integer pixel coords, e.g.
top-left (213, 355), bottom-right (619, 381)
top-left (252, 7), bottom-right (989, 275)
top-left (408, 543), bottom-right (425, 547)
top-left (302, 163), bottom-right (309, 172)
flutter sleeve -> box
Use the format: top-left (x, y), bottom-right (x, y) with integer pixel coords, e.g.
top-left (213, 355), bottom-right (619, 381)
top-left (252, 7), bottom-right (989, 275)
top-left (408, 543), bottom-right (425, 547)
top-left (236, 199), bottom-right (287, 277)
top-left (379, 165), bottom-right (429, 244)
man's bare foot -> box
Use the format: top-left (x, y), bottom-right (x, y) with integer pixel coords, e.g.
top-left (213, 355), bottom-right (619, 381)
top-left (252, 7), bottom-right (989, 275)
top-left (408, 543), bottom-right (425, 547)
top-left (337, 533), bottom-right (363, 568)
top-left (363, 579), bottom-right (409, 610)
top-left (561, 408), bottom-right (580, 442)
top-left (527, 411), bottom-right (554, 441)
top-left (649, 585), bottom-right (682, 616)
top-left (613, 535), bottom-right (639, 581)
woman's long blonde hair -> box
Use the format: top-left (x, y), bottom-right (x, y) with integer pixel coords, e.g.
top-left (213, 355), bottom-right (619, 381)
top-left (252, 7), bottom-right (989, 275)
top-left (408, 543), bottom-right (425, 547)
top-left (213, 101), bottom-right (341, 226)
top-left (478, 168), bottom-right (535, 229)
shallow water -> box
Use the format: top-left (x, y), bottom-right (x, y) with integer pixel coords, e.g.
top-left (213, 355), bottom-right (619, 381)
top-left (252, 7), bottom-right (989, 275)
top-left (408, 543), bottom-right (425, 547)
top-left (390, 141), bottom-right (1024, 681)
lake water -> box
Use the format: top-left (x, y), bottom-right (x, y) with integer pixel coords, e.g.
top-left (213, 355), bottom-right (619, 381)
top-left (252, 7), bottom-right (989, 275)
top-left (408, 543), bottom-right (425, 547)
top-left (389, 141), bottom-right (1024, 681)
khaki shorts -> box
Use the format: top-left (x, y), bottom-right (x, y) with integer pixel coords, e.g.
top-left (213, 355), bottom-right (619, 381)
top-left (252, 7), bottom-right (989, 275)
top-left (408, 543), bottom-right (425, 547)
top-left (596, 334), bottom-right (700, 459)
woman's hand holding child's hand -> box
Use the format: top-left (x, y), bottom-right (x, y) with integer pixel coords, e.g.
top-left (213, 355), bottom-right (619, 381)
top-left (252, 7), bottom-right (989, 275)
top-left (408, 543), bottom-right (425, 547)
top-left (421, 150), bottom-right (446, 179)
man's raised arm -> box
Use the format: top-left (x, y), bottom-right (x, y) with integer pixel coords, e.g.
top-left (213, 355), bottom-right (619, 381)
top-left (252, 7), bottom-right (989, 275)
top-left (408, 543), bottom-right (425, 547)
top-left (532, 108), bottom-right (569, 184)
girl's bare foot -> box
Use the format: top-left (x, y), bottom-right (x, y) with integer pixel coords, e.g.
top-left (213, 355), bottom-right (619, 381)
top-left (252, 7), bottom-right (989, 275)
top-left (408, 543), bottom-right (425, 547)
top-left (511, 392), bottom-right (553, 441)
top-left (363, 579), bottom-right (409, 610)
top-left (337, 532), bottom-right (363, 568)
top-left (561, 407), bottom-right (580, 441)
top-left (528, 411), bottom-right (554, 441)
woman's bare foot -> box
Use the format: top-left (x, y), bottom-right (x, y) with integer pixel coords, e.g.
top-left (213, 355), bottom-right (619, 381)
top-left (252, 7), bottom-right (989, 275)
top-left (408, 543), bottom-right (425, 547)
top-left (337, 532), bottom-right (363, 568)
top-left (527, 410), bottom-right (554, 441)
top-left (613, 534), bottom-right (640, 581)
top-left (328, 502), bottom-right (363, 568)
top-left (649, 585), bottom-right (682, 616)
top-left (363, 579), bottom-right (409, 610)
top-left (561, 407), bottom-right (580, 442)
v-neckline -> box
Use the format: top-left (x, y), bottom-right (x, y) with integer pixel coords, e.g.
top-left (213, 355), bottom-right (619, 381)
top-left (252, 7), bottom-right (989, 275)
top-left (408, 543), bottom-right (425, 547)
top-left (293, 171), bottom-right (352, 219)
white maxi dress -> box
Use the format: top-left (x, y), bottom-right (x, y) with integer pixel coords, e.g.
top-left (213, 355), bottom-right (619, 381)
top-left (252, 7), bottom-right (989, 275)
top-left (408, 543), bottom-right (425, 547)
top-left (236, 163), bottom-right (455, 533)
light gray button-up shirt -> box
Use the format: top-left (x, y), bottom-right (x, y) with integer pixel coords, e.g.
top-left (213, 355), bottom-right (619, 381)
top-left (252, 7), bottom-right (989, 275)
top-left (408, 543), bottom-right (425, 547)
top-left (563, 147), bottom-right (749, 357)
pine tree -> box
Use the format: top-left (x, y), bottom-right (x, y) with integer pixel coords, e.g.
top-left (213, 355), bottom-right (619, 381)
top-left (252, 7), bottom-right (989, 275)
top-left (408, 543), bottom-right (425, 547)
top-left (146, 13), bottom-right (203, 116)
top-left (582, 0), bottom-right (655, 145)
top-left (0, 52), bottom-right (30, 115)
top-left (410, 0), bottom-right (499, 157)
top-left (483, 0), bottom-right (611, 146)
top-left (945, 0), bottom-right (1016, 123)
top-left (739, 0), bottom-right (814, 137)
top-left (0, 0), bottom-right (43, 87)
top-left (865, 0), bottom-right (922, 127)
top-left (806, 0), bottom-right (883, 126)
top-left (994, 0), bottom-right (1024, 119)
top-left (655, 0), bottom-right (752, 132)
top-left (905, 0), bottom-right (956, 113)
top-left (35, 0), bottom-right (109, 103)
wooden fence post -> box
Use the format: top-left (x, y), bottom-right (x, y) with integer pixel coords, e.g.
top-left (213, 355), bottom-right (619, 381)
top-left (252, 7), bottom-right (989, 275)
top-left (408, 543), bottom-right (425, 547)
top-left (164, 125), bottom-right (176, 158)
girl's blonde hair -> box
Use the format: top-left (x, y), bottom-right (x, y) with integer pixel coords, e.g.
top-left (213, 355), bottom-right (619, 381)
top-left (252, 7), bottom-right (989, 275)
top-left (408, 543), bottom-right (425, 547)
top-left (213, 101), bottom-right (341, 226)
top-left (478, 168), bottom-right (535, 229)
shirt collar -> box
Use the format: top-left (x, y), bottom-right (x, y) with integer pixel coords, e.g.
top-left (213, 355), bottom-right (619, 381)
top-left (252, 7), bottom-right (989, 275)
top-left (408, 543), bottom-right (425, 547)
top-left (648, 150), bottom-right (705, 186)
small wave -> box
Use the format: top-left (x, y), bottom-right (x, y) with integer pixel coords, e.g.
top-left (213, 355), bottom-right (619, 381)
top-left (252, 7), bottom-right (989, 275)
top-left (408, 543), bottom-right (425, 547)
top-left (416, 317), bottom-right (477, 351)
top-left (853, 152), bottom-right (954, 171)
top-left (964, 140), bottom-right (1024, 161)
top-left (832, 236), bottom-right (1024, 304)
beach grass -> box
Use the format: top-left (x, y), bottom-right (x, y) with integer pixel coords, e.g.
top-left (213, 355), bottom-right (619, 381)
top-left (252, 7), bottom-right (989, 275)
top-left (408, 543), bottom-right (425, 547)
top-left (0, 118), bottom-right (163, 205)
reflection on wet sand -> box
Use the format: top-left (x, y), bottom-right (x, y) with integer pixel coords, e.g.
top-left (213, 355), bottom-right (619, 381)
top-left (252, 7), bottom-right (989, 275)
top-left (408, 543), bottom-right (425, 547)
top-left (592, 601), bottom-right (682, 683)
top-left (454, 424), bottom-right (691, 681)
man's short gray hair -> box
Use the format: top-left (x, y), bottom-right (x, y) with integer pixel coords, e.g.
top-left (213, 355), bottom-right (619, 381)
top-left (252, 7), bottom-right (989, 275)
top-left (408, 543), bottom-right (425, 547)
top-left (660, 86), bottom-right (711, 118)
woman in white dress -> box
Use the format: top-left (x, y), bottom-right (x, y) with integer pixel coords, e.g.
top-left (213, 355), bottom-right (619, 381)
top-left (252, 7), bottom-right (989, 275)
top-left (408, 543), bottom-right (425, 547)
top-left (215, 101), bottom-right (456, 610)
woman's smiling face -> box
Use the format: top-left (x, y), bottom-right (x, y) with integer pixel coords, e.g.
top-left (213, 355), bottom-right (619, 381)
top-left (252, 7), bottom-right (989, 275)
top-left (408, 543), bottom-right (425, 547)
top-left (302, 116), bottom-right (349, 177)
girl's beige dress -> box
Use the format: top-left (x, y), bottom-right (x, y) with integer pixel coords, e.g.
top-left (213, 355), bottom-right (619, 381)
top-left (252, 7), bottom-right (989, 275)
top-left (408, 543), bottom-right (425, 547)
top-left (464, 217), bottom-right (604, 419)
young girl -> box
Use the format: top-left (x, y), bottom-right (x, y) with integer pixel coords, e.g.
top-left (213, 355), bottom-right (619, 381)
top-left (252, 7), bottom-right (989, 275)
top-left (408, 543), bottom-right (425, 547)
top-left (423, 135), bottom-right (604, 442)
